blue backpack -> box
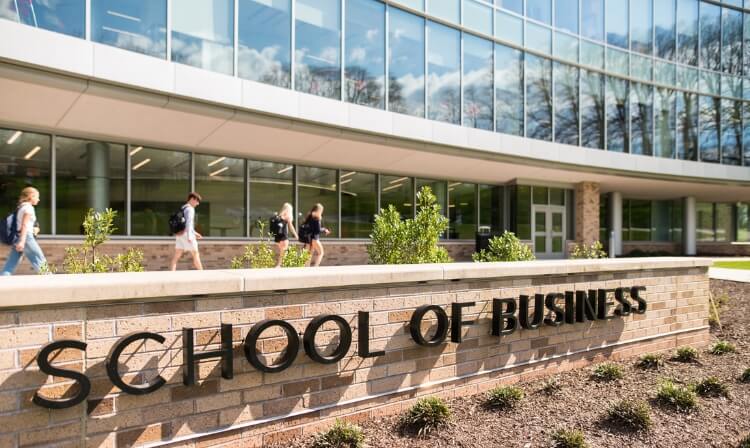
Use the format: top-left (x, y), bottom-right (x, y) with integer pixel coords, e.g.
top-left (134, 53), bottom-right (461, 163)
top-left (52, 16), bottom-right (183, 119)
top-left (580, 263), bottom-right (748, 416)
top-left (0, 209), bottom-right (18, 245)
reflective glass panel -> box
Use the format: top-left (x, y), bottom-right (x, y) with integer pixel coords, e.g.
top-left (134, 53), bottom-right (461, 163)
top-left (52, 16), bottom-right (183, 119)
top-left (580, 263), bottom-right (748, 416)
top-left (554, 63), bottom-right (579, 146)
top-left (745, 103), bottom-right (750, 165)
top-left (526, 22), bottom-right (552, 54)
top-left (677, 0), bottom-right (698, 66)
top-left (745, 13), bottom-right (750, 77)
top-left (699, 95), bottom-right (721, 163)
top-left (389, 8), bottom-right (425, 117)
top-left (248, 161), bottom-right (293, 237)
top-left (515, 185), bottom-right (531, 239)
top-left (427, 21), bottom-right (460, 124)
top-left (581, 40), bottom-right (604, 68)
top-left (130, 148), bottom-right (190, 236)
top-left (699, 71), bottom-right (720, 95)
top-left (555, 32), bottom-right (578, 63)
top-left (631, 53), bottom-right (652, 81)
top-left (345, 0), bottom-right (385, 109)
top-left (555, 0), bottom-right (578, 33)
top-left (526, 54), bottom-right (553, 141)
top-left (716, 203), bottom-right (733, 241)
top-left (495, 43), bottom-right (524, 136)
top-left (297, 166), bottom-right (338, 238)
top-left (550, 188), bottom-right (565, 206)
top-left (172, 0), bottom-right (234, 75)
top-left (721, 99), bottom-right (742, 165)
top-left (654, 61), bottom-right (676, 85)
top-left (581, 0), bottom-right (604, 41)
top-left (496, 0), bottom-right (522, 15)
top-left (533, 186), bottom-right (548, 205)
top-left (527, 0), bottom-right (551, 24)
top-left (581, 69), bottom-right (605, 149)
top-left (655, 0), bottom-right (676, 60)
top-left (92, 0), bottom-right (166, 58)
top-left (606, 0), bottom-right (629, 48)
top-left (0, 129), bottom-right (51, 233)
top-left (194, 154), bottom-right (245, 237)
top-left (428, 0), bottom-right (459, 23)
top-left (479, 184), bottom-right (504, 233)
top-left (627, 199), bottom-right (651, 241)
top-left (295, 0), bottom-right (341, 99)
top-left (393, 0), bottom-right (424, 10)
top-left (381, 175), bottom-right (414, 219)
top-left (56, 138), bottom-right (126, 235)
top-left (448, 182), bottom-right (476, 239)
top-left (606, 76), bottom-right (629, 152)
top-left (606, 48), bottom-right (629, 77)
top-left (738, 203), bottom-right (750, 242)
top-left (630, 83), bottom-right (653, 156)
top-left (696, 202), bottom-right (714, 241)
top-left (463, 0), bottom-right (492, 34)
top-left (238, 0), bottom-right (292, 87)
top-left (699, 1), bottom-right (720, 71)
top-left (463, 34), bottom-right (493, 130)
top-left (495, 10), bottom-right (523, 44)
top-left (722, 7), bottom-right (743, 74)
top-left (340, 171), bottom-right (377, 238)
top-left (630, 0), bottom-right (653, 55)
top-left (654, 87), bottom-right (676, 159)
top-left (677, 92), bottom-right (699, 160)
top-left (0, 0), bottom-right (84, 37)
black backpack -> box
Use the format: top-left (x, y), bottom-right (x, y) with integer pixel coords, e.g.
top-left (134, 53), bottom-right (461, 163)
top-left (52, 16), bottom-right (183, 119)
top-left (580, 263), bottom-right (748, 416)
top-left (0, 209), bottom-right (18, 245)
top-left (168, 205), bottom-right (188, 235)
top-left (269, 214), bottom-right (284, 237)
top-left (298, 220), bottom-right (312, 243)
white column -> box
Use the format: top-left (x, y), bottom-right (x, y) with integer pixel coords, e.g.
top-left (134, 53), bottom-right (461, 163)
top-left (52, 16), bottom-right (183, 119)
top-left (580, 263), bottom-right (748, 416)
top-left (610, 192), bottom-right (623, 256)
top-left (683, 196), bottom-right (696, 256)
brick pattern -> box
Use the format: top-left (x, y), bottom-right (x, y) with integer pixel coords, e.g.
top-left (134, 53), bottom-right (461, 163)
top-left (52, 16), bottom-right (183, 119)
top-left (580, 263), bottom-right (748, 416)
top-left (0, 267), bottom-right (709, 447)
top-left (575, 182), bottom-right (600, 245)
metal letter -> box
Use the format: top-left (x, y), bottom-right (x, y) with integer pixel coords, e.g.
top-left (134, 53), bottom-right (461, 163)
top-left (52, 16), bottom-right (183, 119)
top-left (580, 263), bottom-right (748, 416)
top-left (409, 305), bottom-right (449, 346)
top-left (243, 320), bottom-right (299, 373)
top-left (183, 323), bottom-right (234, 386)
top-left (450, 302), bottom-right (475, 343)
top-left (358, 311), bottom-right (385, 358)
top-left (33, 340), bottom-right (90, 409)
top-left (303, 315), bottom-right (352, 364)
top-left (107, 332), bottom-right (166, 395)
top-left (491, 298), bottom-right (517, 336)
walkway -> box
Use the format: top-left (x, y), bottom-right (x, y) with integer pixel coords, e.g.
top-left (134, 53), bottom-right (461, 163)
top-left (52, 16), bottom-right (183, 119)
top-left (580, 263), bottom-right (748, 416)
top-left (708, 267), bottom-right (750, 283)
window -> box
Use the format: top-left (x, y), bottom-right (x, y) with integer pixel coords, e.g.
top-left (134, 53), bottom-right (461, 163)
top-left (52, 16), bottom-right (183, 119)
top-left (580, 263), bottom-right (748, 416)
top-left (721, 99), bottom-right (742, 165)
top-left (526, 55), bottom-right (553, 141)
top-left (394, 0), bottom-right (424, 10)
top-left (696, 202), bottom-right (715, 241)
top-left (654, 87), bottom-right (676, 158)
top-left (295, 0), bottom-right (341, 99)
top-left (581, 70), bottom-right (605, 149)
top-left (599, 194), bottom-right (609, 242)
top-left (463, 0), bottom-right (492, 35)
top-left (555, 0), bottom-right (578, 33)
top-left (581, 0), bottom-right (604, 41)
top-left (172, 0), bottom-right (234, 75)
top-left (345, 0), bottom-right (385, 109)
top-left (496, 10), bottom-right (523, 45)
top-left (130, 148), bottom-right (190, 236)
top-left (655, 0), bottom-right (676, 60)
top-left (652, 200), bottom-right (682, 241)
top-left (513, 185), bottom-right (531, 240)
top-left (716, 203), bottom-right (733, 241)
top-left (496, 0), bottom-right (522, 15)
top-left (677, 92), bottom-right (698, 160)
top-left (238, 0), bottom-right (292, 88)
top-left (527, 22), bottom-right (552, 54)
top-left (699, 95), bottom-right (721, 163)
top-left (389, 8), bottom-right (425, 118)
top-left (495, 44), bottom-right (524, 136)
top-left (623, 199), bottom-right (651, 241)
top-left (448, 182), bottom-right (476, 239)
top-left (606, 0), bottom-right (629, 49)
top-left (0, 0), bottom-right (84, 38)
top-left (427, 22), bottom-right (460, 124)
top-left (699, 2), bottom-right (721, 71)
top-left (417, 179), bottom-right (447, 217)
top-left (554, 63), bottom-right (579, 146)
top-left (630, 0), bottom-right (653, 55)
top-left (745, 12), bottom-right (750, 77)
top-left (297, 166), bottom-right (338, 238)
top-left (340, 171), bottom-right (377, 238)
top-left (555, 32), bottom-right (579, 63)
top-left (737, 203), bottom-right (750, 242)
top-left (248, 161), bottom-right (293, 237)
top-left (55, 137), bottom-right (126, 235)
top-left (581, 41), bottom-right (604, 68)
top-left (463, 34), bottom-right (493, 130)
top-left (745, 103), bottom-right (750, 166)
top-left (630, 83), bottom-right (653, 156)
top-left (606, 76), bottom-right (629, 152)
top-left (92, 0), bottom-right (166, 58)
top-left (722, 8), bottom-right (743, 74)
top-left (194, 154), bottom-right (245, 237)
top-left (527, 0), bottom-right (551, 24)
top-left (677, 0), bottom-right (698, 66)
top-left (428, 0), bottom-right (459, 23)
top-left (0, 129), bottom-right (51, 234)
top-left (381, 175), bottom-right (414, 219)
top-left (479, 184), bottom-right (504, 233)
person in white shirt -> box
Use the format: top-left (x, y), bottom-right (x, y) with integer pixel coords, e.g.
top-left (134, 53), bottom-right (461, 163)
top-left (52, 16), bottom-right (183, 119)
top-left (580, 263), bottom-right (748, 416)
top-left (2, 187), bottom-right (47, 275)
top-left (169, 192), bottom-right (203, 271)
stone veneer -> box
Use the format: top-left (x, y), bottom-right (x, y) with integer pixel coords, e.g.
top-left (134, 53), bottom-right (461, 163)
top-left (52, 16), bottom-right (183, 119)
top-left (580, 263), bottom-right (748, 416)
top-left (0, 259), bottom-right (710, 447)
top-left (575, 182), bottom-right (600, 246)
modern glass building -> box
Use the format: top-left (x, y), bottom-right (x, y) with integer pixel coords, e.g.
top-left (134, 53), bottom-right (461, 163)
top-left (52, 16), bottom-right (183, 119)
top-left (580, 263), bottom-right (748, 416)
top-left (2, 0), bottom-right (750, 262)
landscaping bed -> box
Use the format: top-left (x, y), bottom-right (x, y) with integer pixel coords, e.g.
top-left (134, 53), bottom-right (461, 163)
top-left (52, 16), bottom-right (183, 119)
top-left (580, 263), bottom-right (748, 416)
top-left (278, 279), bottom-right (750, 448)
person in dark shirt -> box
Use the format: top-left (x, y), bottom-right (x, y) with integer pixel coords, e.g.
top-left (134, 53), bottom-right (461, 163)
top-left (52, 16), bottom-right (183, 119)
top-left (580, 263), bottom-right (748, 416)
top-left (301, 203), bottom-right (329, 267)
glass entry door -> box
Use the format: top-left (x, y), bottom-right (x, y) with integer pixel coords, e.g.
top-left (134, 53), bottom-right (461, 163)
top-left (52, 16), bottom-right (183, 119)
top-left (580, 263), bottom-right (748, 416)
top-left (532, 205), bottom-right (566, 258)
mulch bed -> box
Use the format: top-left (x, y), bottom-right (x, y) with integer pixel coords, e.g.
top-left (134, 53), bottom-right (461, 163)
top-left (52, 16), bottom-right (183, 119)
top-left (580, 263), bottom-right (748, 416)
top-left (278, 279), bottom-right (750, 448)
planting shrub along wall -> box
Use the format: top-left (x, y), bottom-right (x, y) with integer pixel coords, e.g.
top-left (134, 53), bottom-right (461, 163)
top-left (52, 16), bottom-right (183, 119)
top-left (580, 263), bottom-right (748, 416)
top-left (0, 258), bottom-right (710, 447)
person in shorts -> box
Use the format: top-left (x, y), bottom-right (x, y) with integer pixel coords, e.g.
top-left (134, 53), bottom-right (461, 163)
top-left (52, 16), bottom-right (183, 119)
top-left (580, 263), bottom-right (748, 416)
top-left (274, 202), bottom-right (299, 268)
top-left (169, 192), bottom-right (203, 271)
top-left (300, 203), bottom-right (330, 267)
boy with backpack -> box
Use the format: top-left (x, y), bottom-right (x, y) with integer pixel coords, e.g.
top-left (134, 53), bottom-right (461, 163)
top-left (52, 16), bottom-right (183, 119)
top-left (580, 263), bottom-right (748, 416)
top-left (169, 192), bottom-right (203, 271)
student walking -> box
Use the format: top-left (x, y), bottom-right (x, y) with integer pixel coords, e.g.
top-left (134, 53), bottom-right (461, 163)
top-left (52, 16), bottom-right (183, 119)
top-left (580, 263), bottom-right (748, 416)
top-left (271, 203), bottom-right (299, 268)
top-left (299, 203), bottom-right (330, 267)
top-left (169, 192), bottom-right (203, 271)
top-left (2, 187), bottom-right (47, 275)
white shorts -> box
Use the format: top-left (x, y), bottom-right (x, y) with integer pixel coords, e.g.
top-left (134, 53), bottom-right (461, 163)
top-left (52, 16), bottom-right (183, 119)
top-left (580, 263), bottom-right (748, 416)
top-left (175, 233), bottom-right (198, 252)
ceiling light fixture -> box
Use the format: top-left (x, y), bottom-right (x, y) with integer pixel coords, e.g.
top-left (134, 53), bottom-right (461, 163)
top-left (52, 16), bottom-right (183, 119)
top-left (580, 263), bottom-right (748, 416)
top-left (341, 171), bottom-right (357, 179)
top-left (24, 146), bottom-right (41, 160)
top-left (129, 146), bottom-right (143, 156)
top-left (7, 131), bottom-right (22, 144)
top-left (132, 158), bottom-right (151, 170)
top-left (340, 179), bottom-right (353, 186)
top-left (209, 166), bottom-right (229, 177)
top-left (389, 176), bottom-right (409, 184)
top-left (381, 183), bottom-right (404, 192)
top-left (208, 156), bottom-right (226, 167)
top-left (448, 182), bottom-right (462, 188)
top-left (276, 166), bottom-right (293, 174)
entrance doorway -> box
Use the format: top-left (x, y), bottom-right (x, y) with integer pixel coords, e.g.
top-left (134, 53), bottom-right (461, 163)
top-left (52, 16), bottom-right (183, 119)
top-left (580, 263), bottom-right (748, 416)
top-left (532, 205), bottom-right (566, 259)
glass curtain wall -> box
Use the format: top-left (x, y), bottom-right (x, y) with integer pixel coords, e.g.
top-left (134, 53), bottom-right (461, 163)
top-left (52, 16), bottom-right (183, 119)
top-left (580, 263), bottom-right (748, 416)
top-left (340, 171), bottom-right (377, 238)
top-left (655, 0), bottom-right (676, 60)
top-left (238, 0), bottom-right (292, 87)
top-left (479, 184), bottom-right (504, 233)
top-left (526, 54), bottom-right (553, 141)
top-left (463, 34), bottom-right (493, 130)
top-left (248, 160), bottom-right (294, 237)
top-left (448, 182), bottom-right (476, 239)
top-left (0, 0), bottom-right (84, 37)
top-left (581, 70), bottom-right (605, 149)
top-left (630, 0), bottom-right (653, 55)
top-left (297, 165), bottom-right (338, 237)
top-left (388, 8), bottom-right (425, 117)
top-left (381, 175), bottom-right (414, 219)
top-left (677, 0), bottom-right (699, 66)
top-left (606, 76), bottom-right (629, 152)
top-left (655, 88), bottom-right (677, 158)
top-left (92, 0), bottom-right (167, 58)
top-left (427, 21), bottom-right (461, 124)
top-left (495, 44), bottom-right (524, 136)
top-left (699, 95), bottom-right (721, 162)
top-left (631, 83), bottom-right (654, 156)
top-left (606, 0), bottom-right (629, 49)
top-left (194, 154), bottom-right (246, 237)
top-left (295, 0), bottom-right (341, 99)
top-left (416, 178), bottom-right (447, 216)
top-left (171, 0), bottom-right (234, 75)
top-left (345, 0), bottom-right (385, 109)
top-left (554, 63), bottom-right (579, 146)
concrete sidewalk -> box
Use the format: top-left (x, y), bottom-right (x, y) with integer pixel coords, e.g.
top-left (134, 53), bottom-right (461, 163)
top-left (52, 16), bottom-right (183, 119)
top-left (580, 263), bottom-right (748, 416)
top-left (709, 267), bottom-right (750, 282)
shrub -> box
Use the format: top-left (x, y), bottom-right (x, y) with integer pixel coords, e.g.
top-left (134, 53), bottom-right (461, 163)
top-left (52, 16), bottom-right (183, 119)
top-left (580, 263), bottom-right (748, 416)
top-left (569, 241), bottom-right (607, 259)
top-left (637, 353), bottom-right (664, 370)
top-left (656, 380), bottom-right (697, 412)
top-left (606, 399), bottom-right (652, 431)
top-left (709, 340), bottom-right (736, 355)
top-left (486, 385), bottom-right (524, 409)
top-left (551, 429), bottom-right (588, 448)
top-left (368, 186), bottom-right (451, 265)
top-left (542, 377), bottom-right (562, 395)
top-left (312, 420), bottom-right (365, 448)
top-left (694, 377), bottom-right (730, 398)
top-left (231, 220), bottom-right (310, 269)
top-left (592, 363), bottom-right (624, 381)
top-left (401, 396), bottom-right (451, 436)
top-left (741, 368), bottom-right (750, 383)
top-left (740, 434), bottom-right (750, 448)
top-left (674, 346), bottom-right (699, 363)
top-left (472, 230), bottom-right (535, 262)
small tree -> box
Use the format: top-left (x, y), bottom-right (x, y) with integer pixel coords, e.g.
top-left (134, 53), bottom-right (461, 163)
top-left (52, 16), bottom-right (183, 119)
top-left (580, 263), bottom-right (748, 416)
top-left (473, 231), bottom-right (535, 262)
top-left (569, 241), bottom-right (607, 259)
top-left (368, 186), bottom-right (451, 264)
top-left (231, 220), bottom-right (310, 269)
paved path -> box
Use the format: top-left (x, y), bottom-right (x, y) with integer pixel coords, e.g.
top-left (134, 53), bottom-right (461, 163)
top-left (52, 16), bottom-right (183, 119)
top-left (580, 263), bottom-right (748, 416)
top-left (709, 267), bottom-right (750, 283)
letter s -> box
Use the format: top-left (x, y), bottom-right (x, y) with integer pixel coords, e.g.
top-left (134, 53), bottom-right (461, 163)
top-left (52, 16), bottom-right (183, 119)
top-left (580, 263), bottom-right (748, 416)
top-left (630, 286), bottom-right (647, 314)
top-left (33, 340), bottom-right (90, 409)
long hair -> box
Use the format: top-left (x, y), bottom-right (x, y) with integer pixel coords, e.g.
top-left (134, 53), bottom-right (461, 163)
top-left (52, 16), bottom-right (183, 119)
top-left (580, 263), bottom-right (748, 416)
top-left (18, 186), bottom-right (38, 205)
top-left (304, 203), bottom-right (324, 223)
top-left (278, 202), bottom-right (293, 220)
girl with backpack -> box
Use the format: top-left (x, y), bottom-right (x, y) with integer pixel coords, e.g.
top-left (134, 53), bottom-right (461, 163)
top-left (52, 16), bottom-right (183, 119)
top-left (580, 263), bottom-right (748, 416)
top-left (299, 203), bottom-right (330, 267)
top-left (2, 187), bottom-right (47, 275)
top-left (273, 203), bottom-right (298, 268)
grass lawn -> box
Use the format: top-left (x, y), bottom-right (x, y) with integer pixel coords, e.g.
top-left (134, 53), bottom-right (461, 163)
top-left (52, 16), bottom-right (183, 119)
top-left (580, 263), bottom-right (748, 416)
top-left (713, 260), bottom-right (750, 270)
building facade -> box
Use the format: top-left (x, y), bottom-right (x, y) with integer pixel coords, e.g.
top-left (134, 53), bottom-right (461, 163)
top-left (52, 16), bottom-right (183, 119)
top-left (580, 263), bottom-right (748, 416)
top-left (1, 0), bottom-right (750, 268)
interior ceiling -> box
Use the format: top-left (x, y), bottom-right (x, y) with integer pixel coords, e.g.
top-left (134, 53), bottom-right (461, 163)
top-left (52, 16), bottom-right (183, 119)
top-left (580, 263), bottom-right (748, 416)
top-left (1, 61), bottom-right (749, 202)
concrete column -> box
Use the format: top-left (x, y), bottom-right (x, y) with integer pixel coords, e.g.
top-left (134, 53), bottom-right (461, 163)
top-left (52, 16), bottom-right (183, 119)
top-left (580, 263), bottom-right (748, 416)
top-left (86, 142), bottom-right (110, 211)
top-left (683, 196), bottom-right (697, 256)
top-left (609, 192), bottom-right (623, 256)
top-left (575, 182), bottom-right (600, 245)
